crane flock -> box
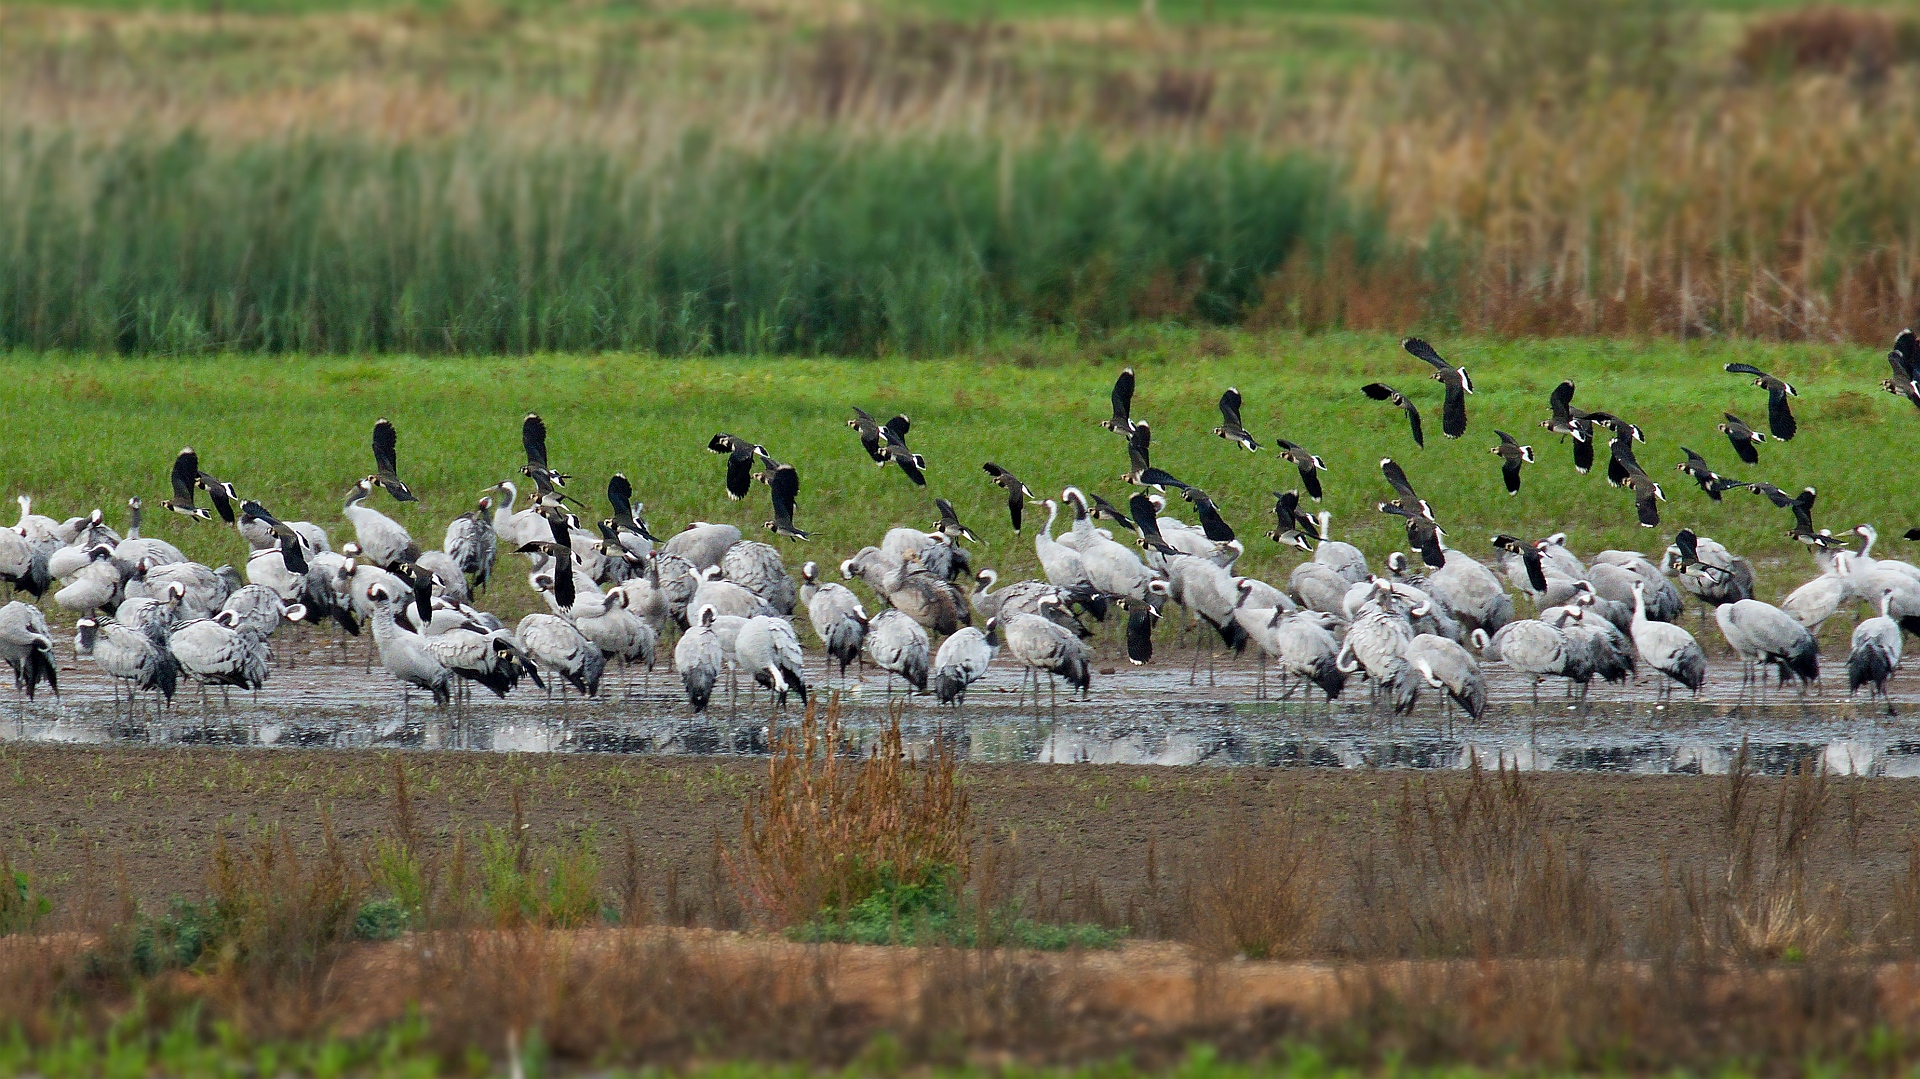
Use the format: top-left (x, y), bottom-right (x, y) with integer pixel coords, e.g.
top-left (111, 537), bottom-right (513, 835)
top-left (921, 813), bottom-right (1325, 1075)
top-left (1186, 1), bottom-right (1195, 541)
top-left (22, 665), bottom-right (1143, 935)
top-left (4, 331), bottom-right (1920, 730)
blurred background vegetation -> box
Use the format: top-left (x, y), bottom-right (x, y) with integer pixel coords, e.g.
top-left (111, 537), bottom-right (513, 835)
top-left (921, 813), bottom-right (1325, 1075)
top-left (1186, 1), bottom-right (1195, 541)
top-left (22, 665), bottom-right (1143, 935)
top-left (2, 0), bottom-right (1919, 354)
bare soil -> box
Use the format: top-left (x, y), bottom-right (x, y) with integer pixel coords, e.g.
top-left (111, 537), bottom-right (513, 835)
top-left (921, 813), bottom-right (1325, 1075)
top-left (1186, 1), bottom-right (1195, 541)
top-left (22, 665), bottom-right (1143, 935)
top-left (4, 743), bottom-right (1914, 923)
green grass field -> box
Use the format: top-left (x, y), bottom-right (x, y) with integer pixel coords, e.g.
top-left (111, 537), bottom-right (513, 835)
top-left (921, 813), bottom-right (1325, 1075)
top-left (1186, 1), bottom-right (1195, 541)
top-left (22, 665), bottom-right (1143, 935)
top-left (4, 331), bottom-right (1898, 621)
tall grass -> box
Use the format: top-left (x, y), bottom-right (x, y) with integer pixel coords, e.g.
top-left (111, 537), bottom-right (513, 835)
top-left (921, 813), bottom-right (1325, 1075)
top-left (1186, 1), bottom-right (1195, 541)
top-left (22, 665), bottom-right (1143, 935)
top-left (0, 130), bottom-right (1369, 355)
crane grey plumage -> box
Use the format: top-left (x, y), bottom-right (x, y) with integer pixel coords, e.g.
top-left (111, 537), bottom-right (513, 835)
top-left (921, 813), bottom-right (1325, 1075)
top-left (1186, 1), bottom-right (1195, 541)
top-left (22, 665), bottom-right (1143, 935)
top-left (343, 478), bottom-right (418, 568)
top-left (722, 541), bottom-right (796, 615)
top-left (1334, 582), bottom-right (1417, 713)
top-left (220, 584), bottom-right (306, 638)
top-left (517, 613), bottom-right (605, 697)
top-left (971, 570), bottom-right (1087, 637)
top-left (1477, 619), bottom-right (1572, 708)
top-left (1405, 633), bottom-right (1486, 718)
top-left (570, 589), bottom-right (656, 671)
top-left (1288, 561), bottom-right (1352, 615)
top-left (170, 611), bottom-right (268, 692)
top-left (0, 601), bottom-right (56, 699)
top-left (866, 608), bottom-right (930, 692)
top-left (1715, 598), bottom-right (1818, 686)
top-left (445, 496), bottom-right (499, 593)
top-left (675, 606), bottom-right (724, 712)
top-left (1277, 610), bottom-right (1346, 701)
top-left (841, 547), bottom-right (968, 636)
top-left (736, 615), bottom-right (808, 706)
top-left (1420, 553), bottom-right (1512, 636)
top-left (1630, 580), bottom-right (1705, 697)
top-left (934, 624), bottom-right (997, 705)
top-left (800, 561), bottom-right (868, 676)
top-left (75, 616), bottom-right (177, 704)
top-left (1781, 551), bottom-right (1855, 631)
top-left (689, 566), bottom-right (775, 621)
top-left (1849, 590), bottom-right (1902, 711)
top-left (998, 601), bottom-right (1091, 697)
top-left (664, 522), bottom-right (741, 571)
top-left (366, 583), bottom-right (452, 706)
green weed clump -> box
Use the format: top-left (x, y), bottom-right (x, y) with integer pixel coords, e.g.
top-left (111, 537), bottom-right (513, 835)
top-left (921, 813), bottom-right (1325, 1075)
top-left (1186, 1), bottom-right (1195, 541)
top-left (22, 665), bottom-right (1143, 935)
top-left (791, 863), bottom-right (1125, 950)
top-left (0, 131), bottom-right (1369, 357)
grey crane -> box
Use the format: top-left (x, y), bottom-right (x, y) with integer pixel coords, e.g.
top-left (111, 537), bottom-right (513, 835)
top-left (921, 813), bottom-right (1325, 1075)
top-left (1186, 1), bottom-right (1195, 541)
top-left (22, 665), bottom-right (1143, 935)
top-left (723, 541), bottom-right (796, 615)
top-left (1848, 590), bottom-right (1902, 713)
top-left (424, 622), bottom-right (542, 700)
top-left (675, 606), bottom-right (725, 713)
top-left (53, 545), bottom-right (122, 616)
top-left (484, 481), bottom-right (551, 552)
top-left (865, 608), bottom-right (930, 695)
top-left (934, 624), bottom-right (998, 706)
top-left (169, 610), bottom-right (268, 700)
top-left (1715, 598), bottom-right (1818, 688)
top-left (736, 615), bottom-right (808, 708)
top-left (1276, 610), bottom-right (1346, 703)
top-left (220, 584), bottom-right (306, 639)
top-left (689, 566), bottom-right (775, 621)
top-left (569, 588), bottom-right (657, 685)
top-left (1475, 619), bottom-right (1571, 709)
top-left (1168, 555), bottom-right (1248, 683)
top-left (445, 495), bottom-right (498, 594)
top-left (1404, 633), bottom-right (1486, 719)
top-left (365, 583), bottom-right (452, 710)
top-left (1334, 581), bottom-right (1418, 713)
top-left (664, 522), bottom-right (741, 572)
top-left (1063, 489), bottom-right (1164, 604)
top-left (970, 570), bottom-right (1087, 637)
top-left (1629, 580), bottom-right (1705, 700)
top-left (1288, 560), bottom-right (1352, 615)
top-left (998, 599), bottom-right (1091, 707)
top-left (1421, 552), bottom-right (1513, 637)
top-left (516, 612), bottom-right (605, 698)
top-left (842, 547), bottom-right (967, 636)
top-left (0, 601), bottom-right (56, 701)
top-left (1664, 529), bottom-right (1754, 613)
top-left (1313, 510), bottom-right (1374, 579)
top-left (75, 615), bottom-right (177, 712)
top-left (343, 478), bottom-right (418, 568)
top-left (1782, 551), bottom-right (1855, 631)
top-left (115, 498), bottom-right (187, 566)
top-left (800, 561), bottom-right (868, 678)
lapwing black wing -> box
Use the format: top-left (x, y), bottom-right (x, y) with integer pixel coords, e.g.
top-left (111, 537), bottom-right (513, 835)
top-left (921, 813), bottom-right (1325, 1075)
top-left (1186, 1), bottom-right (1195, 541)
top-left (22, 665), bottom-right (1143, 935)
top-left (877, 415), bottom-right (927, 486)
top-left (1884, 332), bottom-right (1920, 409)
top-left (1725, 362), bottom-right (1798, 440)
top-left (1743, 480), bottom-right (1797, 508)
top-left (163, 448), bottom-right (213, 520)
top-left (847, 407), bottom-right (888, 464)
top-left (981, 463), bottom-right (1035, 532)
top-left (1572, 431), bottom-right (1596, 474)
top-left (1102, 368), bottom-right (1137, 436)
top-left (515, 511), bottom-right (578, 609)
top-left (1122, 422), bottom-right (1190, 491)
top-left (1490, 430), bottom-right (1534, 496)
top-left (1718, 413), bottom-right (1766, 465)
top-left (1121, 597), bottom-right (1157, 666)
top-left (1361, 383), bottom-right (1424, 447)
top-left (1378, 457), bottom-right (1433, 521)
top-left (1492, 534), bottom-right (1548, 593)
top-left (1542, 381), bottom-right (1587, 441)
top-left (1609, 438), bottom-right (1663, 528)
top-left (1087, 493), bottom-right (1138, 535)
top-left (1212, 387), bottom-right (1258, 451)
top-left (1182, 487), bottom-right (1235, 542)
top-left (605, 474), bottom-right (657, 542)
top-left (1586, 412), bottom-right (1644, 443)
top-left (1381, 502), bottom-right (1446, 567)
top-left (1403, 336), bottom-right (1471, 438)
top-left (707, 434), bottom-right (757, 500)
top-left (1129, 493), bottom-right (1179, 555)
top-left (765, 463), bottom-right (810, 541)
top-left (1676, 448), bottom-right (1739, 501)
top-left (239, 500), bottom-right (309, 575)
top-left (521, 413), bottom-right (571, 494)
top-left (1265, 490), bottom-right (1319, 551)
top-left (1905, 527), bottom-right (1920, 542)
top-left (193, 459), bottom-right (239, 525)
top-left (933, 498), bottom-right (980, 544)
top-left (394, 560), bottom-right (436, 624)
top-left (370, 418), bottom-right (418, 503)
top-left (1273, 439), bottom-right (1326, 501)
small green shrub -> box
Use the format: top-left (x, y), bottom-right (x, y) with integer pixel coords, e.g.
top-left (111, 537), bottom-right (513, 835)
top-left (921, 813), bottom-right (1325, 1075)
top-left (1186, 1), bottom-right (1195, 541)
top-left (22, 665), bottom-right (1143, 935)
top-left (352, 897), bottom-right (411, 942)
top-left (792, 864), bottom-right (1124, 951)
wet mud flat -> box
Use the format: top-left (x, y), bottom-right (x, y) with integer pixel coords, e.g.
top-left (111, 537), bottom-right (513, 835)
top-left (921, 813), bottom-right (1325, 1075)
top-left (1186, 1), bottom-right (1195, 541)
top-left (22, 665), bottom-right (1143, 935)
top-left (10, 644), bottom-right (1920, 776)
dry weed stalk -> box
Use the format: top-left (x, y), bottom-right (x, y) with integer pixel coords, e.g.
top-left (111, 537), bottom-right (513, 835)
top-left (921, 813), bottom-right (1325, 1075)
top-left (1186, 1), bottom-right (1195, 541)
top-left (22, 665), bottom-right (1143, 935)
top-left (1188, 807), bottom-right (1318, 961)
top-left (730, 695), bottom-right (971, 926)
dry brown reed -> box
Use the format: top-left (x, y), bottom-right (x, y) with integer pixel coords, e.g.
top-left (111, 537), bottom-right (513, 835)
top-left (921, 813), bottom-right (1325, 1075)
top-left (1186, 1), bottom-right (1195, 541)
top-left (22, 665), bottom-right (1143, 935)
top-left (729, 695), bottom-right (971, 926)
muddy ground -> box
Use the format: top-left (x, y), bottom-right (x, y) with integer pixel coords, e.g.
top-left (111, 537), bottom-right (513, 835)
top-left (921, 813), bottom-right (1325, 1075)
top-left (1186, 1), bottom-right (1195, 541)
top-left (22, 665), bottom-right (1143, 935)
top-left (4, 743), bottom-right (1916, 924)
